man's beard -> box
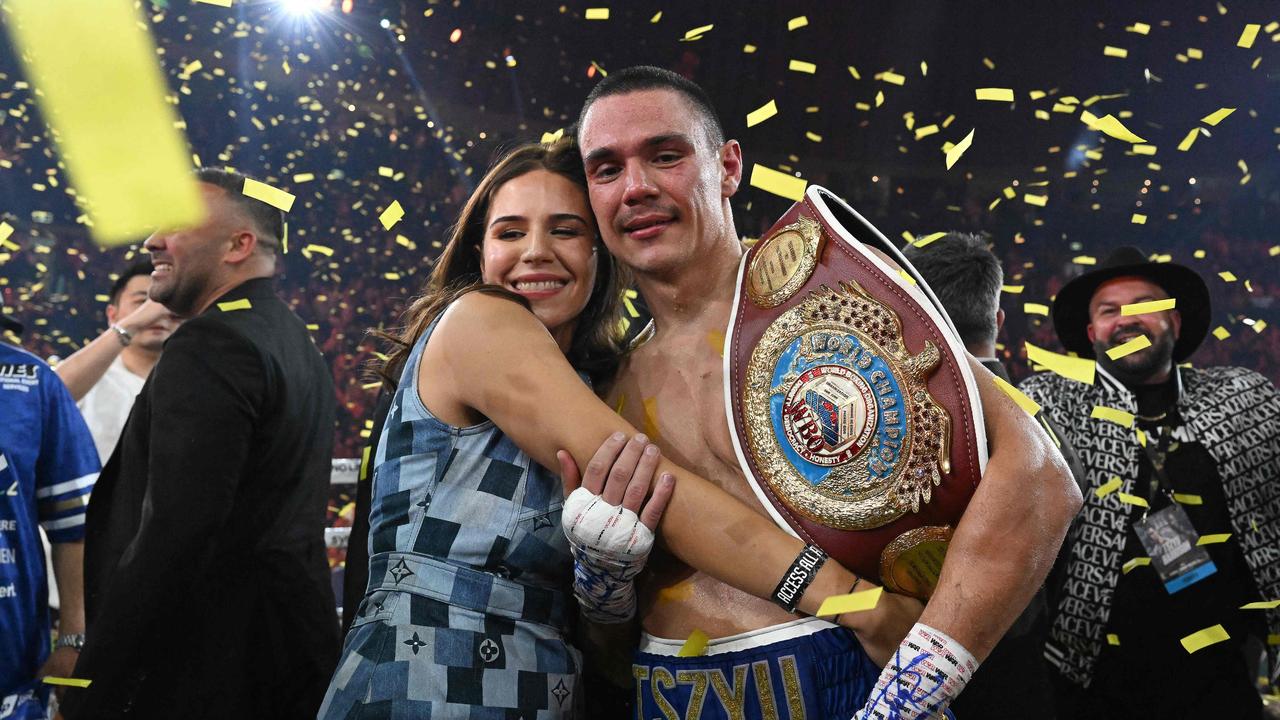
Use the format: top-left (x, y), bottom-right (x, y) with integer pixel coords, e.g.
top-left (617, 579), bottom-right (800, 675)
top-left (149, 269), bottom-right (208, 318)
top-left (1093, 324), bottom-right (1177, 385)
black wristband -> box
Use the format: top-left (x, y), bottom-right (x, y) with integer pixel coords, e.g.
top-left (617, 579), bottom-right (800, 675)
top-left (771, 544), bottom-right (827, 613)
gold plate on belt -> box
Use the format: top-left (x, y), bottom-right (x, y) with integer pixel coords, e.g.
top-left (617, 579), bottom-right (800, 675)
top-left (746, 216), bottom-right (823, 308)
top-left (741, 280), bottom-right (953, 531)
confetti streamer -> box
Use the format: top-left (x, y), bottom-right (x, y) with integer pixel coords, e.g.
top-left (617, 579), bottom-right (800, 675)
top-left (1023, 194), bottom-right (1048, 207)
top-left (746, 100), bottom-right (778, 128)
top-left (787, 16), bottom-right (809, 31)
top-left (5, 0), bottom-right (205, 245)
top-left (584, 8), bottom-right (609, 20)
top-left (1095, 477), bottom-right (1123, 498)
top-left (677, 629), bottom-right (709, 657)
top-left (1105, 335), bottom-right (1152, 360)
top-left (1177, 127), bottom-right (1201, 151)
top-left (945, 129), bottom-right (975, 170)
top-left (1201, 107), bottom-right (1235, 126)
top-left (43, 677), bottom-right (92, 688)
top-left (1173, 493), bottom-right (1203, 505)
top-left (1091, 406), bottom-right (1135, 427)
top-left (1121, 557), bottom-right (1150, 574)
top-left (1025, 342), bottom-right (1096, 385)
top-left (1180, 625), bottom-right (1230, 654)
top-left (1023, 302), bottom-right (1049, 316)
top-left (193, 0), bottom-right (233, 6)
top-left (815, 586), bottom-right (883, 616)
top-left (749, 164), bottom-right (807, 201)
top-left (1107, 634), bottom-right (1121, 645)
top-left (1103, 46), bottom-right (1128, 58)
top-left (217, 298), bottom-right (252, 312)
top-left (789, 60), bottom-right (817, 74)
top-left (242, 178), bottom-right (295, 212)
top-left (974, 88), bottom-right (1014, 102)
top-left (912, 232), bottom-right (947, 248)
top-left (992, 376), bottom-right (1041, 416)
top-left (379, 201), bottom-right (405, 230)
top-left (1196, 533), bottom-right (1231, 546)
top-left (1238, 23), bottom-right (1261, 48)
top-left (1116, 493), bottom-right (1149, 508)
top-left (1240, 600), bottom-right (1280, 610)
top-left (1120, 298), bottom-right (1175, 316)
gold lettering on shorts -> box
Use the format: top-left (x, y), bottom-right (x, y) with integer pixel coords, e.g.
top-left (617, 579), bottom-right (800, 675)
top-left (779, 655), bottom-right (806, 719)
top-left (751, 660), bottom-right (780, 720)
top-left (632, 666), bottom-right (649, 719)
top-left (675, 670), bottom-right (710, 720)
top-left (651, 667), bottom-right (680, 720)
top-left (708, 664), bottom-right (750, 720)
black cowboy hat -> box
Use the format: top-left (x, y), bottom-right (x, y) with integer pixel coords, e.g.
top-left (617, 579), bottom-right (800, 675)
top-left (1051, 246), bottom-right (1210, 362)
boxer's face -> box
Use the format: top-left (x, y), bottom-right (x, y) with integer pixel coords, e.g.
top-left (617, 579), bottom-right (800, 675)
top-left (480, 169), bottom-right (598, 349)
top-left (579, 88), bottom-right (738, 277)
top-left (144, 183), bottom-right (235, 317)
top-left (1087, 276), bottom-right (1180, 381)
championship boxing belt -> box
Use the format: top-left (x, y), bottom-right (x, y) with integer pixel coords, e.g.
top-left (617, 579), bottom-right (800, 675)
top-left (725, 186), bottom-right (988, 599)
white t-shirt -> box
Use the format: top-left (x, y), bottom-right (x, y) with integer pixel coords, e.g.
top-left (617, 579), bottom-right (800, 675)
top-left (77, 355), bottom-right (147, 463)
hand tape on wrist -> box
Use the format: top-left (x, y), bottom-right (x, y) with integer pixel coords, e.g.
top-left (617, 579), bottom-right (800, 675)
top-left (771, 544), bottom-right (827, 613)
top-left (855, 622), bottom-right (978, 720)
top-left (561, 487), bottom-right (654, 623)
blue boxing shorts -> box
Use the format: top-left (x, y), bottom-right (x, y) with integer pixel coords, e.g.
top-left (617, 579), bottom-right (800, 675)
top-left (632, 617), bottom-right (880, 719)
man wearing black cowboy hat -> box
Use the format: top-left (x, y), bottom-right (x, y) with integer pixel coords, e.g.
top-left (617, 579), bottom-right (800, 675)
top-left (1020, 246), bottom-right (1280, 719)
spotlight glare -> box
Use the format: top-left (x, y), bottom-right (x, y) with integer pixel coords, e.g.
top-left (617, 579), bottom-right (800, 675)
top-left (280, 0), bottom-right (331, 17)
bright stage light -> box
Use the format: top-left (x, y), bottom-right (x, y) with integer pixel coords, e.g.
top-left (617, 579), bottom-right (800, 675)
top-left (280, 0), bottom-right (332, 16)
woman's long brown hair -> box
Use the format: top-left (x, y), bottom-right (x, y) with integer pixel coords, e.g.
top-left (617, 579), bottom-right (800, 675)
top-left (374, 138), bottom-right (629, 389)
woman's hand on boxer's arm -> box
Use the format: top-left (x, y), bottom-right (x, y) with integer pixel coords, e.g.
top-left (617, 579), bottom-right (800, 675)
top-left (558, 434), bottom-right (674, 623)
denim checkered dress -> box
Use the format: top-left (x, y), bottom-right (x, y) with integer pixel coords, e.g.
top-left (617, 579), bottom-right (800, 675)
top-left (320, 311), bottom-right (581, 719)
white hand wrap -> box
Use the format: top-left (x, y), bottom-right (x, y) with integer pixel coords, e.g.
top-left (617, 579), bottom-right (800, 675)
top-left (854, 623), bottom-right (977, 720)
top-left (561, 487), bottom-right (654, 623)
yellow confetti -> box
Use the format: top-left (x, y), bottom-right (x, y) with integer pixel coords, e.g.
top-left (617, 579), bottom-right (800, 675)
top-left (879, 71), bottom-right (906, 85)
top-left (992, 376), bottom-right (1041, 416)
top-left (787, 15), bottom-right (809, 30)
top-left (42, 677), bottom-right (92, 688)
top-left (1238, 23), bottom-right (1261, 48)
top-left (0, 222), bottom-right (12, 244)
top-left (912, 232), bottom-right (947, 248)
top-left (1002, 284), bottom-right (1023, 294)
top-left (1103, 46), bottom-right (1129, 58)
top-left (1091, 405), bottom-right (1135, 427)
top-left (641, 397), bottom-right (662, 441)
top-left (706, 330), bottom-right (725, 357)
top-left (749, 164), bottom-right (807, 201)
top-left (293, 173), bottom-right (315, 183)
top-left (217, 298), bottom-right (252, 312)
top-left (742, 44), bottom-right (757, 53)
top-left (982, 57), bottom-right (996, 69)
top-left (1201, 107), bottom-right (1235, 126)
top-left (683, 24), bottom-right (713, 40)
top-left (1023, 302), bottom-right (1050, 316)
top-left (1107, 633), bottom-right (1121, 645)
top-left (584, 8), bottom-right (609, 20)
top-left (1132, 144), bottom-right (1157, 155)
top-left (1196, 533), bottom-right (1232, 545)
top-left (974, 87), bottom-right (1015, 102)
top-left (1131, 213), bottom-right (1147, 225)
top-left (1241, 600), bottom-right (1280, 610)
top-left (815, 586), bottom-right (883, 617)
top-left (1187, 47), bottom-right (1204, 60)
top-left (1181, 625), bottom-right (1230, 654)
top-left (650, 11), bottom-right (662, 22)
top-left (1122, 557), bottom-right (1150, 574)
top-left (656, 578), bottom-right (694, 603)
top-left (678, 629), bottom-right (709, 657)
top-left (1117, 492), bottom-right (1149, 508)
top-left (1218, 270), bottom-right (1237, 282)
top-left (1024, 194), bottom-right (1048, 207)
top-left (242, 178), bottom-right (295, 212)
top-left (6, 0), bottom-right (206, 245)
top-left (746, 100), bottom-right (778, 128)
top-left (875, 90), bottom-right (885, 107)
top-left (1121, 298), bottom-right (1175, 316)
top-left (180, 59), bottom-right (203, 79)
top-left (1213, 326), bottom-right (1231, 340)
top-left (848, 66), bottom-right (861, 80)
top-left (379, 200), bottom-right (405, 230)
top-left (1105, 335), bottom-right (1152, 360)
top-left (914, 124), bottom-right (939, 140)
top-left (302, 244), bottom-right (334, 257)
top-left (1177, 127), bottom-right (1201, 151)
top-left (193, 0), bottom-right (233, 5)
top-left (1128, 22), bottom-right (1151, 34)
top-left (789, 60), bottom-right (817, 74)
top-left (1026, 342), bottom-right (1097, 385)
top-left (805, 131), bottom-right (823, 142)
top-left (945, 128), bottom-right (975, 170)
top-left (1072, 255), bottom-right (1097, 265)
top-left (1095, 477), bottom-right (1123, 498)
top-left (1173, 493), bottom-right (1203, 505)
top-left (1090, 114), bottom-right (1147, 143)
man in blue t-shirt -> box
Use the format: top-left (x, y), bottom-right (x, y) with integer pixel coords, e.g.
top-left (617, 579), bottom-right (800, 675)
top-left (1, 312), bottom-right (100, 720)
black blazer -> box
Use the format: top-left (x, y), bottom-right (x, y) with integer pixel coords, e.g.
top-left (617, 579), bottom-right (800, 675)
top-left (65, 277), bottom-right (340, 719)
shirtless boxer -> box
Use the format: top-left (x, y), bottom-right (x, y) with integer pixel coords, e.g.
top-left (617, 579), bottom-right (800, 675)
top-left (573, 66), bottom-right (1082, 718)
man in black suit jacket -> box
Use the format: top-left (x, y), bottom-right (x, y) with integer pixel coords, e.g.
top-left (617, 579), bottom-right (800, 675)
top-left (902, 232), bottom-right (1087, 720)
top-left (64, 169), bottom-right (339, 719)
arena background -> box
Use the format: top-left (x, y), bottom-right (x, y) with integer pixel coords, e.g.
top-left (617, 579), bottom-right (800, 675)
top-left (2, 0), bottom-right (1277, 604)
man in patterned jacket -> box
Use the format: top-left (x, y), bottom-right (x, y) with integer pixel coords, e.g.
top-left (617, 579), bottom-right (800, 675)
top-left (1020, 246), bottom-right (1279, 719)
